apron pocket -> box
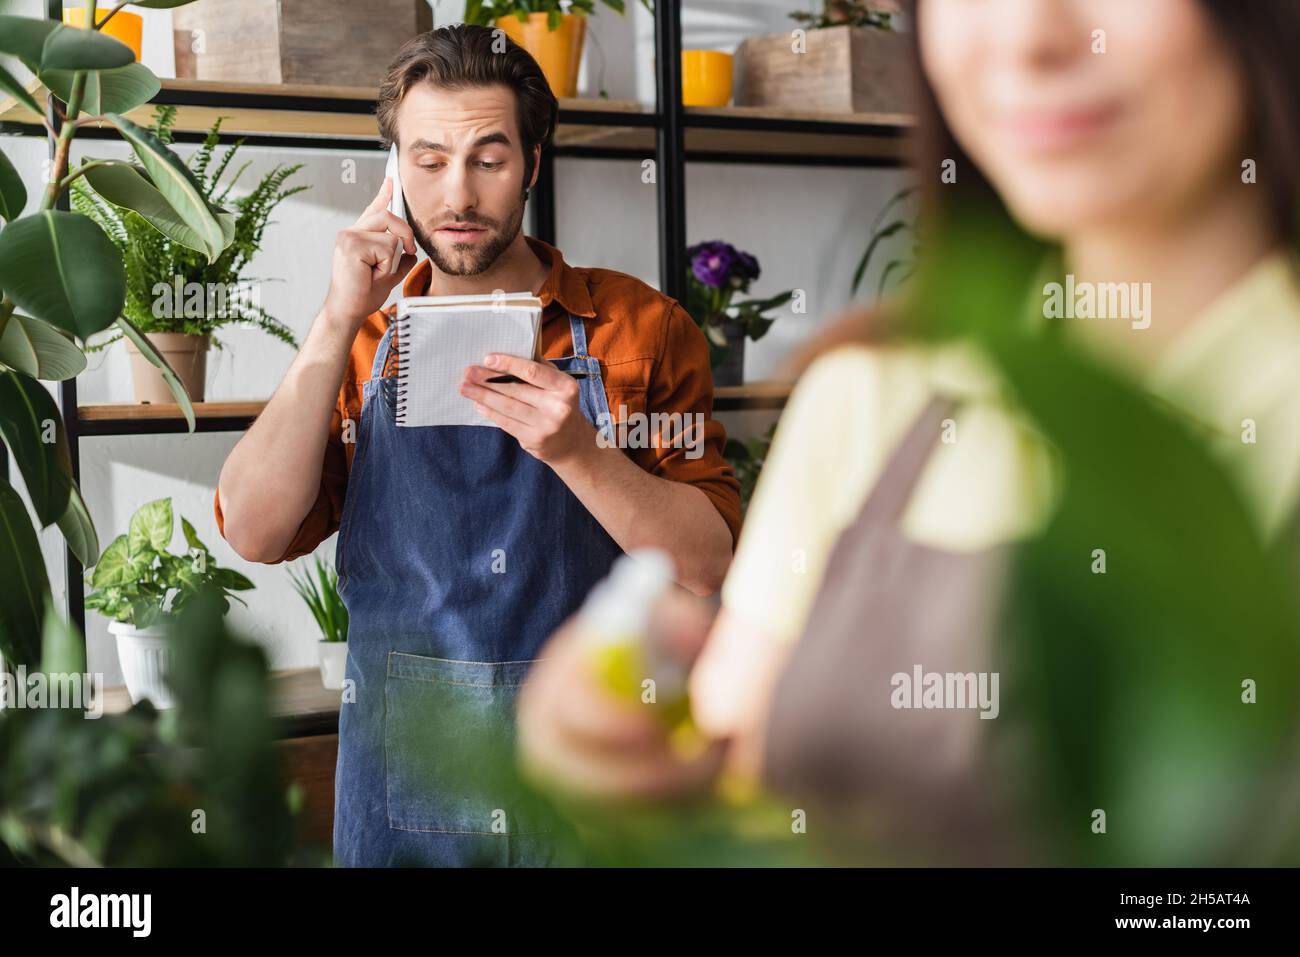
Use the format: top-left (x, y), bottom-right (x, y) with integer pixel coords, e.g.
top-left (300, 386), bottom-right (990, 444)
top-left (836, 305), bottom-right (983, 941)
top-left (383, 651), bottom-right (553, 836)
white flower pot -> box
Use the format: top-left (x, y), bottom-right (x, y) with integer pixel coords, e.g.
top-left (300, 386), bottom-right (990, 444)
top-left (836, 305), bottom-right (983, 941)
top-left (318, 641), bottom-right (348, 690)
top-left (110, 621), bottom-right (174, 709)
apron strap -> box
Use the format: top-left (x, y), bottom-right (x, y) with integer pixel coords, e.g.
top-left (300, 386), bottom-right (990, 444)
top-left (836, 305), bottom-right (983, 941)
top-left (857, 395), bottom-right (957, 527)
top-left (567, 312), bottom-right (589, 357)
top-left (371, 323), bottom-right (394, 381)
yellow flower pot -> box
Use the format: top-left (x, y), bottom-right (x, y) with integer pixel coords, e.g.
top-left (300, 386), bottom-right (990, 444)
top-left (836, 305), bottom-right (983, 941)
top-left (495, 13), bottom-right (587, 99)
top-left (682, 50), bottom-right (733, 107)
top-left (62, 7), bottom-right (144, 62)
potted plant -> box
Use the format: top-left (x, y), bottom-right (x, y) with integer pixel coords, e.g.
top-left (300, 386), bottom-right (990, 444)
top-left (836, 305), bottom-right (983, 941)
top-left (85, 498), bottom-right (254, 708)
top-left (73, 106), bottom-right (306, 404)
top-left (463, 1), bottom-right (651, 98)
top-left (289, 557), bottom-right (349, 690)
top-left (1, 1), bottom-right (227, 676)
top-left (685, 240), bottom-right (794, 387)
top-left (735, 1), bottom-right (909, 115)
top-left (852, 184), bottom-right (919, 300)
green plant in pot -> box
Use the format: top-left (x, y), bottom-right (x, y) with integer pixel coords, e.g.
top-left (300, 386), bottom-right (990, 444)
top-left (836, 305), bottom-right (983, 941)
top-left (73, 105), bottom-right (306, 405)
top-left (685, 240), bottom-right (794, 387)
top-left (0, 1), bottom-right (226, 678)
top-left (464, 1), bottom-right (651, 99)
top-left (789, 0), bottom-right (898, 30)
top-left (85, 497), bottom-right (254, 708)
top-left (288, 556), bottom-right (349, 691)
top-left (852, 184), bottom-right (919, 300)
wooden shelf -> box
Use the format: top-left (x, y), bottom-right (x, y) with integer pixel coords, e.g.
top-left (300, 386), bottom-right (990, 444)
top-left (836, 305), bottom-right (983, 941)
top-left (0, 76), bottom-right (648, 143)
top-left (1, 77), bottom-right (909, 162)
top-left (79, 400), bottom-right (266, 421)
top-left (101, 666), bottom-right (341, 738)
top-left (714, 382), bottom-right (792, 411)
top-left (77, 400), bottom-right (265, 435)
top-left (74, 384), bottom-right (787, 434)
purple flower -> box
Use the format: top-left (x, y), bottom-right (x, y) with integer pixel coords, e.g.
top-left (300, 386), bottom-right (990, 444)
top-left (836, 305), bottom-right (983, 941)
top-left (734, 250), bottom-right (760, 283)
top-left (688, 240), bottom-right (737, 288)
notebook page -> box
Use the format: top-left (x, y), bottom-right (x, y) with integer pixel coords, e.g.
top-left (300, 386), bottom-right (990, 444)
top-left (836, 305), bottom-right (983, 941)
top-left (394, 303), bottom-right (541, 427)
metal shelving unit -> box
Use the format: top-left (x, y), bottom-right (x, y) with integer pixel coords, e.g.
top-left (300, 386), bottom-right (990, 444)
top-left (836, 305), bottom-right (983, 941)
top-left (2, 0), bottom-right (908, 634)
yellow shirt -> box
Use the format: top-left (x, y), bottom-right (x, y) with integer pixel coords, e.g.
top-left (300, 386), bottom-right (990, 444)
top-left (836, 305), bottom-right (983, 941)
top-left (721, 251), bottom-right (1300, 645)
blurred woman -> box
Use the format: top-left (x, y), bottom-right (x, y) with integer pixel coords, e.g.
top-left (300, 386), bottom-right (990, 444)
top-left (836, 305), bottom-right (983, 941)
top-left (517, 0), bottom-right (1300, 856)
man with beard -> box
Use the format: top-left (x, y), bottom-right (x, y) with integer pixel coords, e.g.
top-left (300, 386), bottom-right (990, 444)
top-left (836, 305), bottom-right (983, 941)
top-left (214, 24), bottom-right (740, 866)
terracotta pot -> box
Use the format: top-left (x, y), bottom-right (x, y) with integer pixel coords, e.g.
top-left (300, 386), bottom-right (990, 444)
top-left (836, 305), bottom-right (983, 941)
top-left (126, 332), bottom-right (209, 405)
top-left (495, 13), bottom-right (586, 98)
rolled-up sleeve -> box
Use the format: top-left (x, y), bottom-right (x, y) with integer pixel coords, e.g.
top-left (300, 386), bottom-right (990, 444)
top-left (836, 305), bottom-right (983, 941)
top-left (626, 302), bottom-right (743, 547)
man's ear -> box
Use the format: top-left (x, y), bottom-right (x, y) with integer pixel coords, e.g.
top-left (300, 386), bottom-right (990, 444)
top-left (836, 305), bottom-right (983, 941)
top-left (528, 143), bottom-right (542, 190)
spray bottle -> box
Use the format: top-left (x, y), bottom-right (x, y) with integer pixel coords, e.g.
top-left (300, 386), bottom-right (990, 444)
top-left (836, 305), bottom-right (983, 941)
top-left (579, 549), bottom-right (704, 757)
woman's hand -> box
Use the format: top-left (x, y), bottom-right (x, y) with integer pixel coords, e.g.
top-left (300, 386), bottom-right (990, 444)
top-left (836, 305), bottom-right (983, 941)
top-left (516, 588), bottom-right (729, 803)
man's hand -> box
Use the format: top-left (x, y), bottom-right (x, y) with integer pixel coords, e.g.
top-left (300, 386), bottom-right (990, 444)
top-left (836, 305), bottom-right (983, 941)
top-left (459, 353), bottom-right (596, 464)
top-left (321, 177), bottom-right (419, 332)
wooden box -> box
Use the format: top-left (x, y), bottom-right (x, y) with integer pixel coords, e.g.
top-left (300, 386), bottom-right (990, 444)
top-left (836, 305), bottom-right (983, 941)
top-left (735, 24), bottom-right (910, 116)
top-left (172, 0), bottom-right (433, 89)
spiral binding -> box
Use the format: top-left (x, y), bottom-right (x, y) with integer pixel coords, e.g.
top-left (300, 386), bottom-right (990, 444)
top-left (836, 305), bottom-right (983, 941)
top-left (393, 311), bottom-right (413, 425)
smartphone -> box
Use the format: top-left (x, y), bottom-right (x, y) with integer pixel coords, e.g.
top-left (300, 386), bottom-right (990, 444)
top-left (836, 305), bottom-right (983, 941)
top-left (385, 143), bottom-right (414, 273)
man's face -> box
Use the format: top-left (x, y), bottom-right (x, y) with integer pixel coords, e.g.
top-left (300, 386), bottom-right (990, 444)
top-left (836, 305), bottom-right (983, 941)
top-left (394, 83), bottom-right (535, 276)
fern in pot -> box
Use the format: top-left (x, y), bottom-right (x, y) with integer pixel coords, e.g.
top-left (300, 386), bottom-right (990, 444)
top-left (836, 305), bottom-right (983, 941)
top-left (73, 106), bottom-right (306, 404)
top-left (85, 498), bottom-right (254, 708)
top-left (289, 557), bottom-right (348, 690)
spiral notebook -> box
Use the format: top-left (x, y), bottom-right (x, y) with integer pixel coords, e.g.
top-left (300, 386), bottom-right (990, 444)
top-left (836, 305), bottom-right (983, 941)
top-left (392, 293), bottom-right (543, 427)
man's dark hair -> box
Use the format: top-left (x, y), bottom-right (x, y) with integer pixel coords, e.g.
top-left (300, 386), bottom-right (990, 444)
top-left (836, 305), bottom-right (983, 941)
top-left (376, 24), bottom-right (558, 196)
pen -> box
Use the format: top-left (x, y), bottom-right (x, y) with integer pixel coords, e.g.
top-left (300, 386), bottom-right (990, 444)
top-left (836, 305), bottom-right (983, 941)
top-left (487, 371), bottom-right (589, 383)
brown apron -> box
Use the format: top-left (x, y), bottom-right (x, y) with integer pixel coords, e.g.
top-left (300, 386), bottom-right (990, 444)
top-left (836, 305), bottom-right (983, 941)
top-left (760, 396), bottom-right (1031, 864)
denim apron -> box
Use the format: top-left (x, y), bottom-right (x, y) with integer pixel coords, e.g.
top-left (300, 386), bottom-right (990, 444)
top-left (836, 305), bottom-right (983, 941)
top-left (332, 312), bottom-right (624, 866)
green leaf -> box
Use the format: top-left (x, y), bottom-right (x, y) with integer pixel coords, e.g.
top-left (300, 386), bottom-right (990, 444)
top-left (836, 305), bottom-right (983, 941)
top-left (0, 146), bottom-right (27, 222)
top-left (103, 112), bottom-right (225, 262)
top-left (56, 481), bottom-right (99, 568)
top-left (0, 475), bottom-right (50, 669)
top-left (128, 497), bottom-right (173, 555)
top-left (0, 61), bottom-right (43, 116)
top-left (41, 62), bottom-right (160, 116)
top-left (214, 567), bottom-right (255, 592)
top-left (80, 159), bottom-right (220, 262)
top-left (90, 534), bottom-right (147, 589)
top-left (40, 24), bottom-right (134, 74)
top-left (0, 211), bottom-right (126, 338)
top-left (181, 517), bottom-right (209, 555)
top-left (40, 600), bottom-right (85, 676)
top-left (0, 314), bottom-right (87, 380)
top-left (114, 316), bottom-right (194, 431)
top-left (0, 369), bottom-right (73, 526)
top-left (0, 16), bottom-right (58, 72)
top-left (215, 209), bottom-right (236, 247)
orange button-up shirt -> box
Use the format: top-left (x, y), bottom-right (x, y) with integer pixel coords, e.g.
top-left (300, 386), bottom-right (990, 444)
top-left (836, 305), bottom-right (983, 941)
top-left (214, 236), bottom-right (742, 562)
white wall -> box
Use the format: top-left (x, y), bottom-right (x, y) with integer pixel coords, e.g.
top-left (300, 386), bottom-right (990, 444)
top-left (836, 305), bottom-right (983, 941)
top-left (3, 0), bottom-right (911, 684)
